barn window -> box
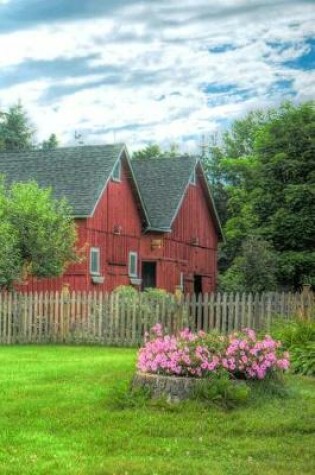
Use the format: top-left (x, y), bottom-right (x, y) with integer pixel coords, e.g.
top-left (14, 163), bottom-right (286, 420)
top-left (112, 160), bottom-right (121, 182)
top-left (128, 252), bottom-right (138, 277)
top-left (90, 247), bottom-right (100, 275)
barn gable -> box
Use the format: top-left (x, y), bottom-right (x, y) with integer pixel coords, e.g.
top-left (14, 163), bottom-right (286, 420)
top-left (131, 156), bottom-right (223, 239)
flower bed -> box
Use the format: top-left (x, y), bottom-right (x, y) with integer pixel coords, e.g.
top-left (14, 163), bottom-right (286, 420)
top-left (135, 324), bottom-right (290, 400)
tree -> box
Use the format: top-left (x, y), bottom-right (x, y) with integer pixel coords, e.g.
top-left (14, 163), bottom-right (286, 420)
top-left (0, 101), bottom-right (34, 151)
top-left (251, 102), bottom-right (315, 288)
top-left (219, 236), bottom-right (277, 292)
top-left (132, 142), bottom-right (187, 160)
top-left (0, 178), bottom-right (78, 289)
top-left (133, 144), bottom-right (163, 160)
top-left (218, 101), bottom-right (315, 289)
top-left (42, 133), bottom-right (59, 150)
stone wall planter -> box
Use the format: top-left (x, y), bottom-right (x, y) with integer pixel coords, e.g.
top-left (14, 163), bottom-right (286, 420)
top-left (132, 371), bottom-right (203, 401)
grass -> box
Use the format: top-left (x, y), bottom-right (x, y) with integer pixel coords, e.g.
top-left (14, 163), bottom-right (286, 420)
top-left (0, 346), bottom-right (314, 475)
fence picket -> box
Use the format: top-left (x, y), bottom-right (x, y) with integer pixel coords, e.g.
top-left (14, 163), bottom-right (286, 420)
top-left (203, 293), bottom-right (209, 333)
top-left (0, 290), bottom-right (313, 346)
top-left (197, 293), bottom-right (203, 331)
top-left (215, 293), bottom-right (221, 332)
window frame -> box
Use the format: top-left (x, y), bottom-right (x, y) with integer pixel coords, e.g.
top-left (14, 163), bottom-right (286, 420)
top-left (128, 251), bottom-right (138, 278)
top-left (112, 160), bottom-right (121, 182)
top-left (90, 247), bottom-right (101, 275)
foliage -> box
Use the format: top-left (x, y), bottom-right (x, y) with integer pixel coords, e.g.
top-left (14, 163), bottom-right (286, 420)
top-left (144, 288), bottom-right (174, 310)
top-left (132, 142), bottom-right (186, 160)
top-left (270, 318), bottom-right (315, 376)
top-left (0, 221), bottom-right (22, 288)
top-left (216, 101), bottom-right (315, 289)
top-left (138, 325), bottom-right (289, 380)
top-left (132, 144), bottom-right (164, 160)
top-left (144, 287), bottom-right (170, 299)
top-left (202, 145), bottom-right (229, 225)
top-left (0, 179), bottom-right (77, 288)
top-left (270, 318), bottom-right (315, 349)
top-left (192, 371), bottom-right (251, 409)
top-left (0, 101), bottom-right (34, 151)
top-left (219, 236), bottom-right (277, 292)
top-left (42, 133), bottom-right (59, 150)
top-left (290, 343), bottom-right (315, 376)
top-left (246, 370), bottom-right (289, 400)
top-left (113, 285), bottom-right (138, 297)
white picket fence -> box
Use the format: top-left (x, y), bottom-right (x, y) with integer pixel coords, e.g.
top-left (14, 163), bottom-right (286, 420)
top-left (0, 291), bottom-right (313, 346)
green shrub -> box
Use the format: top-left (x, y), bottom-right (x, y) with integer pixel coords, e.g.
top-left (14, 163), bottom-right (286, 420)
top-left (247, 371), bottom-right (289, 400)
top-left (144, 287), bottom-right (171, 298)
top-left (192, 372), bottom-right (251, 409)
top-left (113, 285), bottom-right (138, 298)
top-left (270, 318), bottom-right (315, 349)
top-left (270, 318), bottom-right (315, 376)
top-left (291, 343), bottom-right (315, 376)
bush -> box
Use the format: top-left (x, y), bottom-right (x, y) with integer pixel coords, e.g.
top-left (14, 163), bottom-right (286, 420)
top-left (137, 324), bottom-right (289, 380)
top-left (144, 288), bottom-right (172, 299)
top-left (270, 318), bottom-right (315, 348)
top-left (290, 343), bottom-right (315, 376)
top-left (192, 371), bottom-right (251, 409)
top-left (113, 285), bottom-right (138, 298)
top-left (223, 328), bottom-right (290, 379)
top-left (270, 318), bottom-right (315, 376)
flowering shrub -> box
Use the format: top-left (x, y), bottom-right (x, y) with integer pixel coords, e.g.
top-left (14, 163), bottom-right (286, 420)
top-left (223, 328), bottom-right (290, 380)
top-left (137, 324), bottom-right (290, 380)
top-left (138, 324), bottom-right (222, 377)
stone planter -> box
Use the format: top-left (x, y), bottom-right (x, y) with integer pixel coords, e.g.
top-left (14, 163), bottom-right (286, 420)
top-left (132, 371), bottom-right (202, 401)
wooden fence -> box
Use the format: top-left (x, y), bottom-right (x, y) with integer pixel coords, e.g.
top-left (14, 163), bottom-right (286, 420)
top-left (0, 291), bottom-right (314, 346)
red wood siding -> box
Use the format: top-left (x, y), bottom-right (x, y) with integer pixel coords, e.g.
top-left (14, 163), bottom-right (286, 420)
top-left (16, 162), bottom-right (219, 293)
top-left (140, 175), bottom-right (218, 293)
top-left (17, 154), bottom-right (143, 293)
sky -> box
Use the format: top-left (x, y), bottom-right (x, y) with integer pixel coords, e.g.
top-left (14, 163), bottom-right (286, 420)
top-left (0, 0), bottom-right (314, 153)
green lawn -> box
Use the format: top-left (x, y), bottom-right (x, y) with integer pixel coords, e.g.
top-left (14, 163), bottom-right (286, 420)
top-left (0, 346), bottom-right (314, 475)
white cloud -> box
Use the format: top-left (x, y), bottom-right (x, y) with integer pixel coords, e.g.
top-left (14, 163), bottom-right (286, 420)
top-left (0, 0), bottom-right (314, 151)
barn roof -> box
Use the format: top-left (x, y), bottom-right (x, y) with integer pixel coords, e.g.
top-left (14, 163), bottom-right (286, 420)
top-left (131, 155), bottom-right (197, 231)
top-left (0, 144), bottom-right (124, 216)
top-left (131, 156), bottom-right (222, 238)
top-left (0, 144), bottom-right (222, 238)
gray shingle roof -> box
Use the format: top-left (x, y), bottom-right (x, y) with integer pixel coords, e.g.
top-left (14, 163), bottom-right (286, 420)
top-left (131, 156), bottom-right (197, 231)
top-left (0, 145), bottom-right (222, 238)
top-left (0, 144), bottom-right (124, 216)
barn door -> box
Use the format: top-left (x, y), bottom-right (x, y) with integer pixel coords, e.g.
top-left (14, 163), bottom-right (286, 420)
top-left (142, 262), bottom-right (156, 289)
top-left (194, 274), bottom-right (203, 295)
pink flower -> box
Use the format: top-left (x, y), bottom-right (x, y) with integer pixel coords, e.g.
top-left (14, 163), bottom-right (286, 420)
top-left (137, 324), bottom-right (289, 380)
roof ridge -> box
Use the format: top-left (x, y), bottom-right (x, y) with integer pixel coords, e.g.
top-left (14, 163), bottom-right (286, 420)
top-left (131, 155), bottom-right (199, 162)
top-left (0, 143), bottom-right (125, 155)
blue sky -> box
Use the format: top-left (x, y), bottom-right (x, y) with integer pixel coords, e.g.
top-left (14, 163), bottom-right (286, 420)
top-left (0, 0), bottom-right (314, 152)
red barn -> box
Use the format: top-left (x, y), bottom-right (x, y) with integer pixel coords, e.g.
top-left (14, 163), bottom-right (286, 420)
top-left (0, 144), bottom-right (222, 293)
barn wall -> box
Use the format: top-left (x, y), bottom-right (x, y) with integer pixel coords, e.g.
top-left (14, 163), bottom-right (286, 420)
top-left (140, 175), bottom-right (218, 294)
top-left (16, 163), bottom-right (219, 294)
top-left (17, 155), bottom-right (143, 293)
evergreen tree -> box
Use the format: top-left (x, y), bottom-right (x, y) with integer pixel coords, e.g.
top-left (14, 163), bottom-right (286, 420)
top-left (42, 133), bottom-right (59, 150)
top-left (0, 101), bottom-right (34, 151)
